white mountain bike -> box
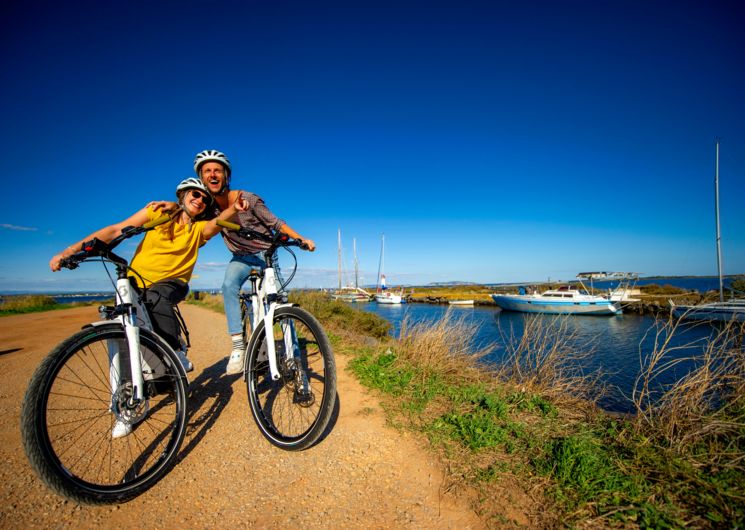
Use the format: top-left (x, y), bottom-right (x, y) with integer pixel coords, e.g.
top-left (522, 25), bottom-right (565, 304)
top-left (218, 220), bottom-right (336, 451)
top-left (21, 216), bottom-right (190, 504)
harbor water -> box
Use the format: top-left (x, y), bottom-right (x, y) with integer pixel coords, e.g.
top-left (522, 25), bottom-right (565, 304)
top-left (361, 302), bottom-right (723, 414)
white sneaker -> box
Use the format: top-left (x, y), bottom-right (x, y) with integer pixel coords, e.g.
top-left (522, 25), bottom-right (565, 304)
top-left (226, 350), bottom-right (243, 375)
top-left (175, 349), bottom-right (193, 372)
top-left (112, 420), bottom-right (133, 439)
top-left (112, 400), bottom-right (149, 439)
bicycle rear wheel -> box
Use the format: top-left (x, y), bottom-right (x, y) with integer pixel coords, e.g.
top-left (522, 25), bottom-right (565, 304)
top-left (246, 306), bottom-right (336, 450)
top-left (20, 323), bottom-right (188, 504)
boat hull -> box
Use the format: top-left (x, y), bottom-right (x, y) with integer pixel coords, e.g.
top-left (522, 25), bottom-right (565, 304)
top-left (449, 300), bottom-right (474, 306)
top-left (671, 301), bottom-right (745, 323)
top-left (491, 294), bottom-right (622, 315)
top-left (375, 293), bottom-right (403, 304)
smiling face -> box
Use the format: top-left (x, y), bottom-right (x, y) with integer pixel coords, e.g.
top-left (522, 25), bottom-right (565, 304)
top-left (180, 188), bottom-right (209, 218)
top-left (199, 161), bottom-right (228, 195)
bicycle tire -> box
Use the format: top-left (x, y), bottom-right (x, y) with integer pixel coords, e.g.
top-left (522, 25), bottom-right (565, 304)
top-left (20, 323), bottom-right (188, 504)
top-left (246, 306), bottom-right (336, 450)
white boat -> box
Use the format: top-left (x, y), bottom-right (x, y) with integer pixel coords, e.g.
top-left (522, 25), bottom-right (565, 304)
top-left (333, 288), bottom-right (371, 303)
top-left (670, 139), bottom-right (744, 323)
top-left (448, 300), bottom-right (474, 306)
top-left (491, 286), bottom-right (622, 315)
top-left (375, 290), bottom-right (404, 304)
top-left (374, 234), bottom-right (404, 305)
top-left (332, 230), bottom-right (371, 303)
top-left (670, 299), bottom-right (745, 322)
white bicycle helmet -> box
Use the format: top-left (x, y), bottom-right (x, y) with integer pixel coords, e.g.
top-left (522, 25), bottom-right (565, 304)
top-left (176, 177), bottom-right (213, 206)
top-left (193, 149), bottom-right (231, 177)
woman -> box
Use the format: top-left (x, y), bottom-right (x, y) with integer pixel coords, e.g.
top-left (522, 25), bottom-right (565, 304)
top-left (50, 177), bottom-right (247, 372)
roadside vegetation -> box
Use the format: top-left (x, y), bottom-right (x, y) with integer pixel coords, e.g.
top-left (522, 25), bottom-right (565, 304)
top-left (0, 295), bottom-right (97, 316)
top-left (284, 291), bottom-right (745, 528)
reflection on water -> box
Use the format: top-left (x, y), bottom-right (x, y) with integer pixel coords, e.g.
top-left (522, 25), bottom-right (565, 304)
top-left (361, 303), bottom-right (718, 414)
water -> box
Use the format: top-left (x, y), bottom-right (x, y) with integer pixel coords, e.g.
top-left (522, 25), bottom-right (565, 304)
top-left (51, 293), bottom-right (114, 304)
top-left (360, 302), bottom-right (721, 414)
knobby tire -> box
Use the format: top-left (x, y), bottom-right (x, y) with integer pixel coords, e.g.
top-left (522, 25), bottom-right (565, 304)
top-left (245, 306), bottom-right (336, 450)
top-left (20, 324), bottom-right (188, 504)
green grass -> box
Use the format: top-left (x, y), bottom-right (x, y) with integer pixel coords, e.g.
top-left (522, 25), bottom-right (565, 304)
top-left (0, 295), bottom-right (101, 316)
top-left (186, 288), bottom-right (745, 528)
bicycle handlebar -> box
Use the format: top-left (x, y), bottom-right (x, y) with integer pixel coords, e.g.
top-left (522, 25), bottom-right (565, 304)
top-left (217, 220), bottom-right (309, 250)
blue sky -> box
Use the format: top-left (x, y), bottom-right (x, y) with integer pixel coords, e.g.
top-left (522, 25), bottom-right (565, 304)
top-left (1, 0), bottom-right (744, 292)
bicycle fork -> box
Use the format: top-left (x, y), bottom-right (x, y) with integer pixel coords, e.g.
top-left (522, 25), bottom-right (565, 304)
top-left (108, 278), bottom-right (147, 410)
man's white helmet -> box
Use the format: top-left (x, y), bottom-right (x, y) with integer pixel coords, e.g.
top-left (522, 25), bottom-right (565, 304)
top-left (194, 149), bottom-right (231, 177)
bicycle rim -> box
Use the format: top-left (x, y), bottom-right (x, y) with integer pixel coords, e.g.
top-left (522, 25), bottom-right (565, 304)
top-left (246, 307), bottom-right (336, 450)
top-left (21, 325), bottom-right (188, 503)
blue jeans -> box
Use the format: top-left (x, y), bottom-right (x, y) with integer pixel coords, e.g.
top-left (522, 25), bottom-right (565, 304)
top-left (222, 253), bottom-right (282, 335)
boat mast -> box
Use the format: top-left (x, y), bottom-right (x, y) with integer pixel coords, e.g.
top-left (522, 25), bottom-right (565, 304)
top-left (714, 138), bottom-right (724, 302)
top-left (353, 238), bottom-right (359, 289)
top-left (376, 233), bottom-right (384, 292)
top-left (337, 228), bottom-right (342, 291)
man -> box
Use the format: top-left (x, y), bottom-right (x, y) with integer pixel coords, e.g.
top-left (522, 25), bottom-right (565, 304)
top-left (193, 150), bottom-right (316, 375)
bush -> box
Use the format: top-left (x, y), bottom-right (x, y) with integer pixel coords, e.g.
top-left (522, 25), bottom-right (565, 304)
top-left (0, 295), bottom-right (59, 315)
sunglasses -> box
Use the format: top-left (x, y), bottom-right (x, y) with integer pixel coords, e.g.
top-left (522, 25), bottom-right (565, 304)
top-left (189, 190), bottom-right (209, 202)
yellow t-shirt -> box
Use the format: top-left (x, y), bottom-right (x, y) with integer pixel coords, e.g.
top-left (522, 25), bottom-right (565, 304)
top-left (129, 208), bottom-right (208, 288)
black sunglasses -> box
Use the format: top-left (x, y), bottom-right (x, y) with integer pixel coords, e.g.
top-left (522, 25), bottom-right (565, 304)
top-left (189, 190), bottom-right (209, 202)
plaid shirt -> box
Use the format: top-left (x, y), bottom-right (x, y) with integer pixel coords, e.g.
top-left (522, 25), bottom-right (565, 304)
top-left (215, 191), bottom-right (285, 254)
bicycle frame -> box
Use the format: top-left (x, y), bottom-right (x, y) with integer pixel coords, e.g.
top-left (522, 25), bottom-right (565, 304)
top-left (245, 262), bottom-right (294, 382)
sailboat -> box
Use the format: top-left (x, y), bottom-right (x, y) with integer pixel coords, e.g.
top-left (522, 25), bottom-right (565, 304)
top-left (374, 234), bottom-right (405, 304)
top-left (332, 229), bottom-right (371, 303)
top-left (670, 139), bottom-right (745, 323)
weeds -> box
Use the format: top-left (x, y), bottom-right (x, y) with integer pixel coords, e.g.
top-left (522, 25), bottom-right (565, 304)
top-left (495, 314), bottom-right (603, 405)
top-left (0, 295), bottom-right (94, 316)
top-left (186, 290), bottom-right (745, 527)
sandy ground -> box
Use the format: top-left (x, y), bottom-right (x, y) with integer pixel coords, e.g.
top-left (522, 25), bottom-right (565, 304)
top-left (0, 305), bottom-right (485, 529)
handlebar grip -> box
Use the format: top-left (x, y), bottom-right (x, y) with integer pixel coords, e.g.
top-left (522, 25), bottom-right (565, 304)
top-left (143, 215), bottom-right (171, 229)
top-left (59, 256), bottom-right (80, 270)
top-left (217, 220), bottom-right (241, 231)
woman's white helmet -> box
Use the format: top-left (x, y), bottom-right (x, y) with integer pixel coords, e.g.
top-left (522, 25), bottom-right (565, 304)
top-left (194, 149), bottom-right (231, 177)
top-left (176, 177), bottom-right (213, 206)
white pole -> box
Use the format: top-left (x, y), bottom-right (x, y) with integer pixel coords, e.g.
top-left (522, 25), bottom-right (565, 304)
top-left (714, 138), bottom-right (724, 302)
top-left (337, 228), bottom-right (342, 290)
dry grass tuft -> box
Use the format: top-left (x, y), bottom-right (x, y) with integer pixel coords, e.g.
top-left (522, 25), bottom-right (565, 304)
top-left (633, 317), bottom-right (745, 459)
top-left (395, 309), bottom-right (494, 383)
top-left (494, 315), bottom-right (602, 404)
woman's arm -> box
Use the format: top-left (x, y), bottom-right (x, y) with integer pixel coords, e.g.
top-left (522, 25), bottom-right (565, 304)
top-left (49, 207), bottom-right (152, 271)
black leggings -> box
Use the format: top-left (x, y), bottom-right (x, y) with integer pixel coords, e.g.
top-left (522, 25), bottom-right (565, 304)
top-left (136, 279), bottom-right (189, 351)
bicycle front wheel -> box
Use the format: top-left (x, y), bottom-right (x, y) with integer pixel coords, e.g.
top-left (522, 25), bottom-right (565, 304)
top-left (246, 306), bottom-right (336, 450)
top-left (20, 324), bottom-right (188, 504)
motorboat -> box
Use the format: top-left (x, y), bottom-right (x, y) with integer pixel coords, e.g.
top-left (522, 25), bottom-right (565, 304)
top-left (491, 286), bottom-right (622, 315)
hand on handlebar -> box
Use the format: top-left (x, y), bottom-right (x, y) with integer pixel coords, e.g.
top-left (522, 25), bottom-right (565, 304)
top-left (50, 254), bottom-right (65, 272)
top-left (297, 238), bottom-right (316, 251)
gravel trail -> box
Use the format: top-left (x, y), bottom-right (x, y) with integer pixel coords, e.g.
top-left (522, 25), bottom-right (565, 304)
top-left (0, 305), bottom-right (483, 529)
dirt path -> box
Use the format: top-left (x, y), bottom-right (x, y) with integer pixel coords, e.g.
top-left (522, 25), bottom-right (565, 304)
top-left (0, 305), bottom-right (484, 529)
